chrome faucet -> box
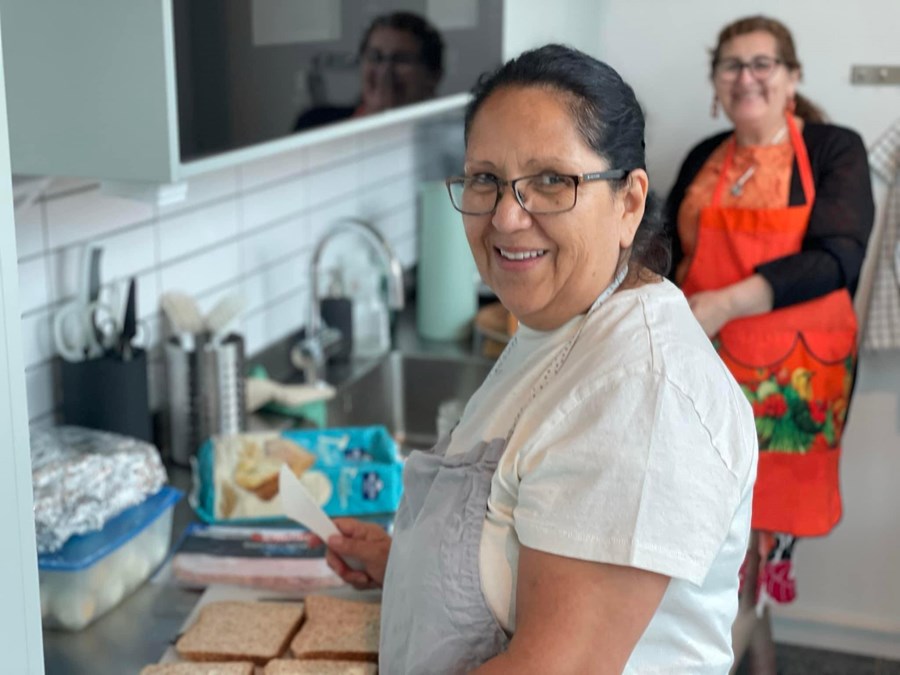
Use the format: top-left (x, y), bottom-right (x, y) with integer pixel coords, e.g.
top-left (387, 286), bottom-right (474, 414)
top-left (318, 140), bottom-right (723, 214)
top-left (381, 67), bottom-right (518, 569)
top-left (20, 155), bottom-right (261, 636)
top-left (291, 218), bottom-right (405, 383)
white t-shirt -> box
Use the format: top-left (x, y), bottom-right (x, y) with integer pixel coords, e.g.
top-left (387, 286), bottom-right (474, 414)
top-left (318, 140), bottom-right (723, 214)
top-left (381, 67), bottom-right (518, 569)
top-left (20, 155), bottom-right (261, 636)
top-left (446, 279), bottom-right (758, 673)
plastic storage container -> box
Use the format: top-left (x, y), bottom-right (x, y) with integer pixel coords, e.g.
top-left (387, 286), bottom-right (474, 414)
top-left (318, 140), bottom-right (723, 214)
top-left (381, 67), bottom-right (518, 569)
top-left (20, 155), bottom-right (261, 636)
top-left (38, 486), bottom-right (182, 631)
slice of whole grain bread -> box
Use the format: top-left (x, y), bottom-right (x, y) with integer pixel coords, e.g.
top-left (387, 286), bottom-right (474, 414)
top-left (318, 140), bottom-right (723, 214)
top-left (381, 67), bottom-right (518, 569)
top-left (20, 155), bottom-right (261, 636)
top-left (176, 600), bottom-right (304, 665)
top-left (264, 659), bottom-right (378, 674)
top-left (289, 595), bottom-right (380, 663)
top-left (139, 662), bottom-right (256, 675)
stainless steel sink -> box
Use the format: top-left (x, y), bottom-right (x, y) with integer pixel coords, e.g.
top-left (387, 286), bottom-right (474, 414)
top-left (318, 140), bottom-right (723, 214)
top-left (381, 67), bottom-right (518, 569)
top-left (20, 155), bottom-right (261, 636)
top-left (325, 351), bottom-right (494, 453)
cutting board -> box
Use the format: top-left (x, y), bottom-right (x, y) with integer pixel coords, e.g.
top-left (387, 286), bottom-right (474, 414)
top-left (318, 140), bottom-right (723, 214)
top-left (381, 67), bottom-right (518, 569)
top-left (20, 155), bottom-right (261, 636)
top-left (157, 583), bottom-right (381, 665)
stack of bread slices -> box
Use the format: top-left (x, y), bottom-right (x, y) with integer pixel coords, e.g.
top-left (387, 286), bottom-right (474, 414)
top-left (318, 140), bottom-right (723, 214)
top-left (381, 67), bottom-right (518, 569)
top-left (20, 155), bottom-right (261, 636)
top-left (140, 596), bottom-right (380, 674)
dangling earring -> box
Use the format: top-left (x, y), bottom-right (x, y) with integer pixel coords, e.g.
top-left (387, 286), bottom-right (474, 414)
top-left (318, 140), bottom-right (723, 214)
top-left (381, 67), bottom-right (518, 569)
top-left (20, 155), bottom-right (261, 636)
top-left (710, 96), bottom-right (719, 119)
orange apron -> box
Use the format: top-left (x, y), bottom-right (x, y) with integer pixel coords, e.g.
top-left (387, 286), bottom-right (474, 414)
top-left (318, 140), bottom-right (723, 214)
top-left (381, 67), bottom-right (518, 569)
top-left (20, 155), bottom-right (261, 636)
top-left (681, 115), bottom-right (857, 537)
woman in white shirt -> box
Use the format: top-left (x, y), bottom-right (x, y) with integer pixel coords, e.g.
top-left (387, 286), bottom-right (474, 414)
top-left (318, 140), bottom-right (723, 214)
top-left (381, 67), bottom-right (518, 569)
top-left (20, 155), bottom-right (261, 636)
top-left (321, 44), bottom-right (758, 674)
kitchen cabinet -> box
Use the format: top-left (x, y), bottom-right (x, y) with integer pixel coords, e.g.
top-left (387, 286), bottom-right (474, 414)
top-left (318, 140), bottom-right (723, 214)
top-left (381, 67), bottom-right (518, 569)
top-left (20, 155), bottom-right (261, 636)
top-left (0, 0), bottom-right (492, 197)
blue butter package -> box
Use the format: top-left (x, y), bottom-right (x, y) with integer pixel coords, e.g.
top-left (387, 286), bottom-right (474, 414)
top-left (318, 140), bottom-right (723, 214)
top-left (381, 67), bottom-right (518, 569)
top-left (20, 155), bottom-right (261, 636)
top-left (195, 426), bottom-right (404, 525)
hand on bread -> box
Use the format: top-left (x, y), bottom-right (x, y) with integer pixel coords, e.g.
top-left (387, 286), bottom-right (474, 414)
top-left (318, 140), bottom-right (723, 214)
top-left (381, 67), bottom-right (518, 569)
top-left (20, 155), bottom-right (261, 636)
top-left (315, 518), bottom-right (391, 590)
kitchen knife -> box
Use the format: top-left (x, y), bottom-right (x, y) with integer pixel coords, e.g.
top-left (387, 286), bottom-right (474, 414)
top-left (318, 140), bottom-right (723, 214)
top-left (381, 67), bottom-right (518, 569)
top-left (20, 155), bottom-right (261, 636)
top-left (119, 277), bottom-right (137, 361)
top-left (87, 245), bottom-right (104, 345)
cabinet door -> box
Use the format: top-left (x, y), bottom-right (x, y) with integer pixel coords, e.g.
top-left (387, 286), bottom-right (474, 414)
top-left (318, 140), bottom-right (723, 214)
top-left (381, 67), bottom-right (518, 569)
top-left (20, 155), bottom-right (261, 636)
top-left (1, 0), bottom-right (179, 183)
top-left (0, 9), bottom-right (44, 672)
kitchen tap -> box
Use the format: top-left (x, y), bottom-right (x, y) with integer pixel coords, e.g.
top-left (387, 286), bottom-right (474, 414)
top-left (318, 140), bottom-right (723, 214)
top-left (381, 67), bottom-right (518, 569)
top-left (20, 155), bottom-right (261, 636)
top-left (291, 218), bottom-right (405, 383)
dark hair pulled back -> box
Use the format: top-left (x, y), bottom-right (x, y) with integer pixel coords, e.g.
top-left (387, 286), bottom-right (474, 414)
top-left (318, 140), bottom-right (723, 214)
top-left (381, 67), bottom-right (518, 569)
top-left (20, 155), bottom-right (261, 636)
top-left (464, 44), bottom-right (670, 277)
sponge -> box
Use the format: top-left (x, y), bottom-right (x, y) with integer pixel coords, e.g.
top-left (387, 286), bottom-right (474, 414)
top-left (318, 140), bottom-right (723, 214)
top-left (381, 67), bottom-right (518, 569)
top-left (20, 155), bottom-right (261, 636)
top-left (248, 366), bottom-right (332, 428)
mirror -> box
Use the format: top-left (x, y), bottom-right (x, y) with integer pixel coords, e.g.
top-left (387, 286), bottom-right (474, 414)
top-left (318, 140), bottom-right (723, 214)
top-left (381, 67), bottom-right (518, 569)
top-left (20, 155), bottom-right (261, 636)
top-left (173, 0), bottom-right (504, 162)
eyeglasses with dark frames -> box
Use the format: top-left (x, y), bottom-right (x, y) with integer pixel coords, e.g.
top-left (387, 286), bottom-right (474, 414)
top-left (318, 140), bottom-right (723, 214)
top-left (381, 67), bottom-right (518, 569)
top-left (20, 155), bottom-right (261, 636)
top-left (361, 48), bottom-right (424, 68)
top-left (713, 56), bottom-right (784, 82)
top-left (445, 170), bottom-right (630, 216)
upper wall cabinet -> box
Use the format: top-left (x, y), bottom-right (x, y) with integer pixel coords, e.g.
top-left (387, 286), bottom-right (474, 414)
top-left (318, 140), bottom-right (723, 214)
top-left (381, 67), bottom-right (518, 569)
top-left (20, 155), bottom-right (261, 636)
top-left (0, 0), bottom-right (503, 188)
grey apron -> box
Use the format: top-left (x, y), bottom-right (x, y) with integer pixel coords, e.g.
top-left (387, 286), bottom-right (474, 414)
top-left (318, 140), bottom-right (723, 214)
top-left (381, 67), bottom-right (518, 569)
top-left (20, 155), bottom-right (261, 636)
top-left (379, 434), bottom-right (510, 674)
top-left (379, 266), bottom-right (629, 674)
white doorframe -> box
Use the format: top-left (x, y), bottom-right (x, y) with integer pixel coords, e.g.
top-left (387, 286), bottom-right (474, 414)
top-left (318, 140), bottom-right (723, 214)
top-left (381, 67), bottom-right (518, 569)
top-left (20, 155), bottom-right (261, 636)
top-left (0, 7), bottom-right (46, 673)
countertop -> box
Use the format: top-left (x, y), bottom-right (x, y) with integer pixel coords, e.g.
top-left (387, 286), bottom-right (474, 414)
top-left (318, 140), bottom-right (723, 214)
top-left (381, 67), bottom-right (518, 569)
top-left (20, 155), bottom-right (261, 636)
top-left (40, 302), bottom-right (483, 674)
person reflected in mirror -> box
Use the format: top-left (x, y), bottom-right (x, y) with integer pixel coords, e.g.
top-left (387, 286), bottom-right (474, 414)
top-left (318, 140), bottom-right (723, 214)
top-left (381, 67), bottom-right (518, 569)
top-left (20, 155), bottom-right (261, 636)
top-left (665, 15), bottom-right (874, 674)
top-left (294, 11), bottom-right (444, 131)
top-left (311, 45), bottom-right (759, 673)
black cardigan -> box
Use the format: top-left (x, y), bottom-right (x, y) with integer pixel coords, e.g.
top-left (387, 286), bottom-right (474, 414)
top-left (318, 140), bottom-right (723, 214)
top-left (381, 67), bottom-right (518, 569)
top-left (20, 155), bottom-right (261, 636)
top-left (664, 123), bottom-right (875, 308)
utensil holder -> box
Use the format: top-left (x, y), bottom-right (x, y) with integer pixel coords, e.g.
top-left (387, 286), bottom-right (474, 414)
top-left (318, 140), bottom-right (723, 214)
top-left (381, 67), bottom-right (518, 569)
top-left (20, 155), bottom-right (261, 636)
top-left (60, 349), bottom-right (153, 442)
top-left (165, 333), bottom-right (246, 466)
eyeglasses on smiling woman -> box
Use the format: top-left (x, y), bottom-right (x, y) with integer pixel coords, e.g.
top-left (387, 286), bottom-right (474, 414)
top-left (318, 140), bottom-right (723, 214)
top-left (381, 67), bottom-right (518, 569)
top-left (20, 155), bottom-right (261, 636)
top-left (361, 48), bottom-right (423, 69)
top-left (445, 170), bottom-right (629, 216)
top-left (713, 56), bottom-right (785, 82)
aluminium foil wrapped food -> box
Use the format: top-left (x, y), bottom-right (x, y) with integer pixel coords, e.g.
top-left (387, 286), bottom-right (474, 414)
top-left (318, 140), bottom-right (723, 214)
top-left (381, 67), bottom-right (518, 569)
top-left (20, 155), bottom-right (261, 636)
top-left (31, 426), bottom-right (167, 554)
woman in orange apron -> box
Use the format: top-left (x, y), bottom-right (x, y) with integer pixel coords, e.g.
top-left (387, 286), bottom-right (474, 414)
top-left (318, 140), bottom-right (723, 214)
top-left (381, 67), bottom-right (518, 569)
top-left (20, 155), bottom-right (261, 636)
top-left (666, 16), bottom-right (874, 673)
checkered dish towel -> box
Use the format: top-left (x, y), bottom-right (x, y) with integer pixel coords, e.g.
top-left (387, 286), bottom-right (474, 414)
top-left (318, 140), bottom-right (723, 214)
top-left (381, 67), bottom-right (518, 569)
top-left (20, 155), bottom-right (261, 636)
top-left (862, 119), bottom-right (900, 351)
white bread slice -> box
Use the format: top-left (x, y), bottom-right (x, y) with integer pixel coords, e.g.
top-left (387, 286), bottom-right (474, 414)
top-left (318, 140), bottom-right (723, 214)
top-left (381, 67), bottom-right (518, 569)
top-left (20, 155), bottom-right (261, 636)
top-left (233, 437), bottom-right (316, 500)
top-left (140, 663), bottom-right (255, 675)
top-left (289, 595), bottom-right (380, 663)
top-left (176, 601), bottom-right (304, 665)
top-left (264, 660), bottom-right (378, 674)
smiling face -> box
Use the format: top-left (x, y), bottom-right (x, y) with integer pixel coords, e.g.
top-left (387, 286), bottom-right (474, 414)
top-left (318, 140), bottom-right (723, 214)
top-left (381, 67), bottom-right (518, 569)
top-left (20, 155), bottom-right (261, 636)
top-left (360, 27), bottom-right (439, 114)
top-left (462, 86), bottom-right (645, 331)
top-left (714, 30), bottom-right (800, 134)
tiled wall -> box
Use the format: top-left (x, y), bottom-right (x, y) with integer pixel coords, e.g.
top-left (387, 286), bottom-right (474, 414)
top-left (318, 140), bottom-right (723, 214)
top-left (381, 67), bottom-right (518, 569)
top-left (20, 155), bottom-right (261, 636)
top-left (15, 120), bottom-right (435, 428)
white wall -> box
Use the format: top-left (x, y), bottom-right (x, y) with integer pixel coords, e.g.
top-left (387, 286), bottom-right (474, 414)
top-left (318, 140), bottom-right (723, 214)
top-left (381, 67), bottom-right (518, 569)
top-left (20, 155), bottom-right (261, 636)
top-left (593, 0), bottom-right (900, 658)
top-left (503, 0), bottom-right (602, 60)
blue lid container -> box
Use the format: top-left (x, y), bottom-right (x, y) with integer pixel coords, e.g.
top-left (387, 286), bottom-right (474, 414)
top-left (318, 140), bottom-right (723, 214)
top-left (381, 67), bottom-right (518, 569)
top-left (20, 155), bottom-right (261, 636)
top-left (38, 486), bottom-right (182, 572)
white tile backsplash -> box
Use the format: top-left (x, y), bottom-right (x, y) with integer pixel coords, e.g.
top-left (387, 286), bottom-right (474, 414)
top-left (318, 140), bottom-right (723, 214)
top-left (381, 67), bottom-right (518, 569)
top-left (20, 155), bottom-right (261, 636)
top-left (306, 199), bottom-right (365, 245)
top-left (19, 312), bottom-right (55, 369)
top-left (134, 270), bottom-right (161, 323)
top-left (239, 214), bottom-right (310, 276)
top-left (47, 224), bottom-right (157, 304)
top-left (392, 232), bottom-right (418, 269)
top-left (48, 246), bottom-right (83, 304)
top-left (307, 133), bottom-right (362, 173)
top-left (241, 291), bottom-right (308, 357)
top-left (160, 241), bottom-right (241, 299)
top-left (361, 141), bottom-right (415, 183)
top-left (17, 257), bottom-right (49, 314)
top-left (146, 355), bottom-right (166, 412)
top-left (14, 201), bottom-right (45, 259)
top-left (241, 174), bottom-right (308, 233)
top-left (303, 161), bottom-right (362, 213)
top-left (359, 173), bottom-right (418, 219)
top-left (242, 251), bottom-right (308, 315)
top-left (96, 223), bottom-right (157, 281)
top-left (14, 116), bottom-right (445, 424)
top-left (45, 185), bottom-right (153, 249)
top-left (377, 201), bottom-right (417, 243)
top-left (159, 198), bottom-right (240, 263)
top-left (25, 363), bottom-right (56, 420)
top-left (240, 146), bottom-right (307, 191)
top-left (361, 120), bottom-right (415, 154)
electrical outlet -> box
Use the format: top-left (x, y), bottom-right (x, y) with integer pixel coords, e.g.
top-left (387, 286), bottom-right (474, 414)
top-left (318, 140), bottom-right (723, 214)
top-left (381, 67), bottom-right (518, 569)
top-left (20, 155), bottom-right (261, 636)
top-left (850, 65), bottom-right (900, 85)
